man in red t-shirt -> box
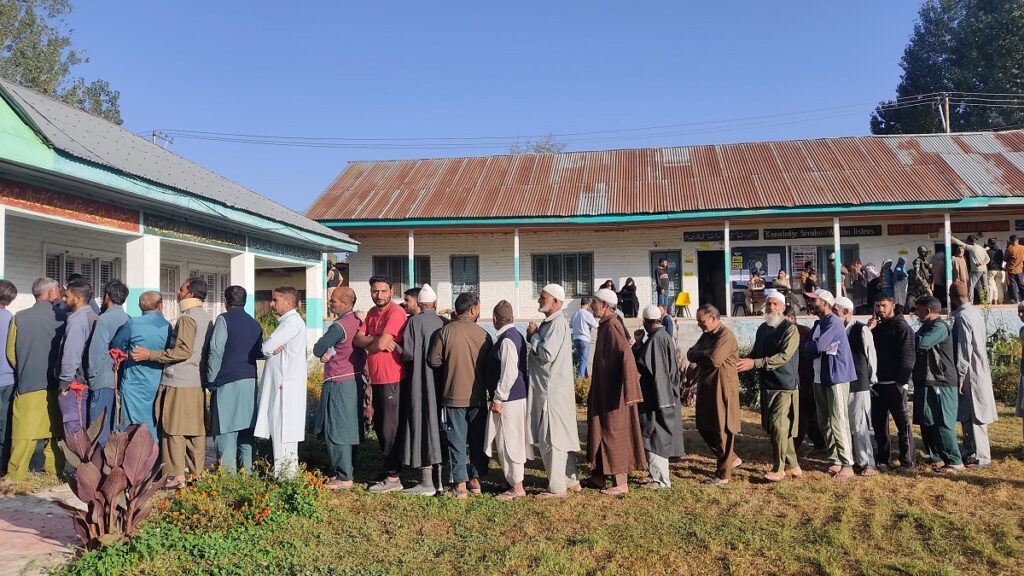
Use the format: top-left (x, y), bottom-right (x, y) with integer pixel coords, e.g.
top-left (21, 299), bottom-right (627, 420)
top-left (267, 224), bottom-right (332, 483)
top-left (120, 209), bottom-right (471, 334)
top-left (354, 276), bottom-right (408, 492)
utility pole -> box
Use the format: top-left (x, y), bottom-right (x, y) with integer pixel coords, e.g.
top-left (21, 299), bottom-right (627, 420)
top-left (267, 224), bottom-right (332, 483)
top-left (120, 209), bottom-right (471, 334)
top-left (149, 130), bottom-right (174, 148)
top-left (943, 94), bottom-right (951, 133)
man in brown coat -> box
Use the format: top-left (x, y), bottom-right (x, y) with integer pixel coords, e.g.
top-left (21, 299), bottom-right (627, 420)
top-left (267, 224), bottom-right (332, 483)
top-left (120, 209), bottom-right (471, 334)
top-left (581, 288), bottom-right (646, 496)
top-left (687, 304), bottom-right (742, 485)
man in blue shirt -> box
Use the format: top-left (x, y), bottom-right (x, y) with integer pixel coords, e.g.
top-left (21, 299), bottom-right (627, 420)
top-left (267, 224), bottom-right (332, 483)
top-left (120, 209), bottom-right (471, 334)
top-left (569, 297), bottom-right (598, 379)
top-left (109, 291), bottom-right (172, 442)
top-left (86, 280), bottom-right (130, 446)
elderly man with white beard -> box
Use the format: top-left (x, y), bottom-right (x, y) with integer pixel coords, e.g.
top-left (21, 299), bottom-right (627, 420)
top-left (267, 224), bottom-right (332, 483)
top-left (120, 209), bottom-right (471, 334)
top-left (738, 289), bottom-right (801, 482)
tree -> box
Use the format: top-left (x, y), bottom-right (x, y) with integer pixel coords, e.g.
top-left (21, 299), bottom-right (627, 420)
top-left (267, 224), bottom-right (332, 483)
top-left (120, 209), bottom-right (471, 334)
top-left (0, 0), bottom-right (122, 124)
top-left (871, 0), bottom-right (1024, 135)
top-left (509, 133), bottom-right (567, 154)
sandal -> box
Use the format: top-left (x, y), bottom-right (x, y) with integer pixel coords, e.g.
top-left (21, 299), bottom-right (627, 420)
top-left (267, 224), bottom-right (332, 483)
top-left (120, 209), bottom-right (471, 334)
top-left (786, 467), bottom-right (804, 478)
top-left (579, 477), bottom-right (606, 490)
top-left (599, 486), bottom-right (628, 496)
top-left (467, 479), bottom-right (483, 495)
top-left (535, 491), bottom-right (569, 499)
top-left (763, 471), bottom-right (786, 483)
top-left (567, 482), bottom-right (583, 493)
top-left (496, 490), bottom-right (525, 501)
top-left (445, 488), bottom-right (468, 500)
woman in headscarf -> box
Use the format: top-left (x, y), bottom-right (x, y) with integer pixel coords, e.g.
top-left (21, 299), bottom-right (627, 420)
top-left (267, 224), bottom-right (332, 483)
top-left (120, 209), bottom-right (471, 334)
top-left (618, 278), bottom-right (639, 318)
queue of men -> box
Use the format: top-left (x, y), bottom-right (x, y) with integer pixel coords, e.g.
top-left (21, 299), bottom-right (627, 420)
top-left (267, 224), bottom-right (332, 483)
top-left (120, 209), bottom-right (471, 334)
top-left (0, 276), bottom-right (310, 488)
top-left (0, 272), bottom-right (1008, 495)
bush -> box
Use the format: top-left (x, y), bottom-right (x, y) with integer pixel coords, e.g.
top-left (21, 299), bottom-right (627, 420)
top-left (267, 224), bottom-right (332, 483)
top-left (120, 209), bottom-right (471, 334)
top-left (988, 329), bottom-right (1021, 405)
top-left (575, 377), bottom-right (590, 405)
top-left (737, 345), bottom-right (761, 408)
top-left (257, 313), bottom-right (279, 339)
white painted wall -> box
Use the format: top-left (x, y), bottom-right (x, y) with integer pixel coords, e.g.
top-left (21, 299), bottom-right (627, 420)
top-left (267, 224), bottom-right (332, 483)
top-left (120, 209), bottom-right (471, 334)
top-left (347, 214), bottom-right (1018, 320)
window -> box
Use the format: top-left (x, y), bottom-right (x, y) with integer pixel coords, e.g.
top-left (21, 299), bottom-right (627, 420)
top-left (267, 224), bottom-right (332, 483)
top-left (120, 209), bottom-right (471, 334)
top-left (189, 269), bottom-right (229, 318)
top-left (160, 266), bottom-right (180, 321)
top-left (45, 252), bottom-right (120, 293)
top-left (450, 255), bottom-right (479, 304)
top-left (372, 256), bottom-right (431, 295)
top-left (533, 253), bottom-right (593, 299)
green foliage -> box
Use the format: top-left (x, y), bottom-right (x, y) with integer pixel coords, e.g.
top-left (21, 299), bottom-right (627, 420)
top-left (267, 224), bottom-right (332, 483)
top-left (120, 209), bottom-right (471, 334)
top-left (256, 313), bottom-right (279, 340)
top-left (736, 345), bottom-right (761, 408)
top-left (574, 376), bottom-right (590, 405)
top-left (871, 0), bottom-right (1024, 134)
top-left (987, 329), bottom-right (1021, 404)
top-left (0, 0), bottom-right (122, 123)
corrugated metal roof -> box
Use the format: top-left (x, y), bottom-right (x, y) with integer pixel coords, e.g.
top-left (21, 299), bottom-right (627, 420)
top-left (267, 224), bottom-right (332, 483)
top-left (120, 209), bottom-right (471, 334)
top-left (0, 79), bottom-right (352, 245)
top-left (307, 130), bottom-right (1024, 223)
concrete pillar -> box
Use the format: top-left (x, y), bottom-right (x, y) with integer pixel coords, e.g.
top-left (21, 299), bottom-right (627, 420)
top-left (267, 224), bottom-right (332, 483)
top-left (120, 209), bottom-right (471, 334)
top-left (305, 258), bottom-right (325, 349)
top-left (126, 235), bottom-right (161, 316)
top-left (944, 213), bottom-right (952, 302)
top-left (408, 229), bottom-right (415, 287)
top-left (833, 217), bottom-right (842, 291)
top-left (724, 220), bottom-right (731, 317)
top-left (0, 206), bottom-right (6, 280)
top-left (230, 252), bottom-right (256, 317)
top-left (514, 227), bottom-right (520, 317)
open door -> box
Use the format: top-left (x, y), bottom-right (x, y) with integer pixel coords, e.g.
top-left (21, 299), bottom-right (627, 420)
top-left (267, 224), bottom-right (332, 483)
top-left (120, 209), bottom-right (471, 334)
top-left (697, 250), bottom-right (726, 312)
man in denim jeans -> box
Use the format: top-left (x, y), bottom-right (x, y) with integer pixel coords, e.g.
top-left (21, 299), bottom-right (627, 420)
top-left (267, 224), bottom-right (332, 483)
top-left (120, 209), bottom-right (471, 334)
top-left (570, 297), bottom-right (598, 379)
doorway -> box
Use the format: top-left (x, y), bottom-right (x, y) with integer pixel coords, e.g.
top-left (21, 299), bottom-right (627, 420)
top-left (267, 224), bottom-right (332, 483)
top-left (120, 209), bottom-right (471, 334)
top-left (650, 250), bottom-right (681, 309)
top-left (697, 250), bottom-right (726, 312)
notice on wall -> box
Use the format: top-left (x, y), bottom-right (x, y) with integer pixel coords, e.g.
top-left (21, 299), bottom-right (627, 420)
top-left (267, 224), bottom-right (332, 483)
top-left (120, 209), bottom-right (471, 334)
top-left (768, 254), bottom-right (781, 275)
top-left (683, 257), bottom-right (694, 264)
top-left (888, 220), bottom-right (1010, 235)
top-left (763, 225), bottom-right (881, 240)
top-left (683, 229), bottom-right (760, 242)
top-left (683, 271), bottom-right (694, 277)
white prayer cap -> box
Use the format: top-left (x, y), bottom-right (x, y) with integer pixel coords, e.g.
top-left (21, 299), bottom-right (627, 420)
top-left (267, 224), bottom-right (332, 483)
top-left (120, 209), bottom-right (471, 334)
top-left (594, 288), bottom-right (618, 307)
top-left (804, 288), bottom-right (835, 307)
top-left (642, 304), bottom-right (662, 320)
top-left (764, 289), bottom-right (786, 306)
top-left (541, 283), bottom-right (566, 302)
top-left (417, 283), bottom-right (437, 304)
top-left (834, 296), bottom-right (855, 313)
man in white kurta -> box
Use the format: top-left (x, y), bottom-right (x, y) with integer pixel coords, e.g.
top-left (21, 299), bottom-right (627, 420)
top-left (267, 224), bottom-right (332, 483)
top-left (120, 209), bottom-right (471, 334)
top-left (485, 300), bottom-right (533, 500)
top-left (949, 281), bottom-right (998, 467)
top-left (255, 286), bottom-right (308, 478)
top-left (526, 284), bottom-right (582, 499)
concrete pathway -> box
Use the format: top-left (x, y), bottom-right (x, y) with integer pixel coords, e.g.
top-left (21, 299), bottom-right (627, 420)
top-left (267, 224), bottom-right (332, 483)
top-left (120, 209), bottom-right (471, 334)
top-left (0, 484), bottom-right (82, 576)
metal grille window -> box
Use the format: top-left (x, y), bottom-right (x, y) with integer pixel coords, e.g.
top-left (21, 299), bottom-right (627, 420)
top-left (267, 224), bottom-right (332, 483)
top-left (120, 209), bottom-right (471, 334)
top-left (189, 270), bottom-right (229, 318)
top-left (45, 252), bottom-right (120, 294)
top-left (371, 256), bottom-right (431, 295)
top-left (532, 253), bottom-right (593, 299)
top-left (160, 266), bottom-right (180, 321)
top-left (450, 255), bottom-right (479, 304)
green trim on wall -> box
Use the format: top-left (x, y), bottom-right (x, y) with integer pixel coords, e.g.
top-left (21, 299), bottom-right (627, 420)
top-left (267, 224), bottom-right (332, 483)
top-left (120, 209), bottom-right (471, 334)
top-left (0, 94), bottom-right (54, 171)
top-left (320, 197), bottom-right (1024, 230)
top-left (305, 297), bottom-right (324, 329)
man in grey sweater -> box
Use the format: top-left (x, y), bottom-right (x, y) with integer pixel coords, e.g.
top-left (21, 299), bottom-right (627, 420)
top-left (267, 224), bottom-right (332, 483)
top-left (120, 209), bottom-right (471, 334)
top-left (56, 278), bottom-right (97, 437)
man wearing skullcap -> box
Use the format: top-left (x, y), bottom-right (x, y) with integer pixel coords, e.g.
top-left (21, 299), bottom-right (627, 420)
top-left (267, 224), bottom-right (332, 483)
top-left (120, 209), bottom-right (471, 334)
top-left (950, 281), bottom-right (998, 468)
top-left (688, 304), bottom-right (741, 485)
top-left (526, 283), bottom-right (582, 499)
top-left (582, 288), bottom-right (646, 495)
top-left (833, 296), bottom-right (877, 476)
top-left (398, 283), bottom-right (446, 495)
top-left (485, 300), bottom-right (532, 500)
top-left (738, 289), bottom-right (801, 482)
top-left (632, 304), bottom-right (685, 488)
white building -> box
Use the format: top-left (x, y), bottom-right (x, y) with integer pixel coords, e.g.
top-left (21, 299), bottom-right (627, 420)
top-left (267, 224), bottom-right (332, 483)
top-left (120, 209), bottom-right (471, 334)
top-left (308, 132), bottom-right (1024, 320)
top-left (0, 80), bottom-right (356, 345)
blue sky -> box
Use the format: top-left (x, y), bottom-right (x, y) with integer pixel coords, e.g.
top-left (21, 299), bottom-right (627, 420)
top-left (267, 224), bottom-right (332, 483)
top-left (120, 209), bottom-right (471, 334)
top-left (66, 1), bottom-right (924, 213)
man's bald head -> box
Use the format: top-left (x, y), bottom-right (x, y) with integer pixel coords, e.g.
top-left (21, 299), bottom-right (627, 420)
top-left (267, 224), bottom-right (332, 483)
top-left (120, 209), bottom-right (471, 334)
top-left (328, 285), bottom-right (356, 315)
top-left (139, 290), bottom-right (162, 312)
top-left (949, 281), bottom-right (969, 309)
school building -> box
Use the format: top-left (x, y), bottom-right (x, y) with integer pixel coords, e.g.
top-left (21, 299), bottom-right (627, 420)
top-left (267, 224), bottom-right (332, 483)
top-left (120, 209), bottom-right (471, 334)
top-left (0, 79), bottom-right (356, 345)
top-left (307, 131), bottom-right (1024, 319)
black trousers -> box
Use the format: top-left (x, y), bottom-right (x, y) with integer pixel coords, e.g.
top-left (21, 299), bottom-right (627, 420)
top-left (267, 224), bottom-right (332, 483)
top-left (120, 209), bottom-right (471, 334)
top-left (871, 384), bottom-right (915, 466)
top-left (372, 382), bottom-right (402, 477)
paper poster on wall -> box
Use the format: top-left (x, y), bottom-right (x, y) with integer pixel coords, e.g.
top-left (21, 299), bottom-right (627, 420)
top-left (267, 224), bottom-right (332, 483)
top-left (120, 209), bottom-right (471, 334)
top-left (897, 249), bottom-right (909, 255)
top-left (683, 271), bottom-right (694, 277)
top-left (683, 257), bottom-right (694, 264)
top-left (767, 254), bottom-right (781, 275)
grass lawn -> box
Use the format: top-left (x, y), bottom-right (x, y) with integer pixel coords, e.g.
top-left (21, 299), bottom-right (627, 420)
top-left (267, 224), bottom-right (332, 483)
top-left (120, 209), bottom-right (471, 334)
top-left (61, 405), bottom-right (1024, 576)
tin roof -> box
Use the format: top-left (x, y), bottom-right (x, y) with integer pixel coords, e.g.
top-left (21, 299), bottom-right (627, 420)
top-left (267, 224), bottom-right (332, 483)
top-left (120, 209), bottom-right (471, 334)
top-left (0, 79), bottom-right (353, 246)
top-left (307, 131), bottom-right (1024, 223)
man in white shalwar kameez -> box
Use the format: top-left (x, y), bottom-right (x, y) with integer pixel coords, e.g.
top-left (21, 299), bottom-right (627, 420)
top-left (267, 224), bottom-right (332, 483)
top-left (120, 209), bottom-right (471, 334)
top-left (526, 284), bottom-right (582, 499)
top-left (485, 300), bottom-right (533, 500)
top-left (255, 286), bottom-right (308, 478)
top-left (949, 281), bottom-right (998, 468)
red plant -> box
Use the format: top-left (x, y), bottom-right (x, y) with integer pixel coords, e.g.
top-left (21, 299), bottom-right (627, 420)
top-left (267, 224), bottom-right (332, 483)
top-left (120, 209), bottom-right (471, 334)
top-left (58, 415), bottom-right (163, 548)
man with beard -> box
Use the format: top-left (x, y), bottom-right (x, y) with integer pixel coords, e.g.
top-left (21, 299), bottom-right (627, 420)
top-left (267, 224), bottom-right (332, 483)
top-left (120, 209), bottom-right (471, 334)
top-left (950, 281), bottom-right (998, 468)
top-left (688, 304), bottom-right (741, 485)
top-left (632, 304), bottom-right (685, 489)
top-left (429, 292), bottom-right (492, 499)
top-left (85, 280), bottom-right (129, 446)
top-left (834, 296), bottom-right (877, 476)
top-left (803, 289), bottom-right (857, 480)
top-left (911, 295), bottom-right (963, 473)
top-left (526, 284), bottom-right (582, 499)
top-left (354, 276), bottom-right (408, 492)
top-left (867, 294), bottom-right (916, 472)
top-left (399, 284), bottom-right (445, 495)
top-left (738, 290), bottom-right (801, 482)
top-left (403, 288), bottom-right (421, 317)
top-left (582, 288), bottom-right (645, 495)
top-left (787, 306), bottom-right (825, 451)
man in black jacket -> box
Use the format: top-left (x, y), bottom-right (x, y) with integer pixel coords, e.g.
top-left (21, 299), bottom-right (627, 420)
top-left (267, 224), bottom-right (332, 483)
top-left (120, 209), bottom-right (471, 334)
top-left (867, 294), bottom-right (916, 471)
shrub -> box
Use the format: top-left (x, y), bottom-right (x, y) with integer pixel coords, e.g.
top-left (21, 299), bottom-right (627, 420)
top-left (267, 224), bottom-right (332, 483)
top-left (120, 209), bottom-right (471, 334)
top-left (574, 377), bottom-right (590, 404)
top-left (737, 345), bottom-right (761, 408)
top-left (257, 313), bottom-right (279, 339)
top-left (987, 329), bottom-right (1021, 405)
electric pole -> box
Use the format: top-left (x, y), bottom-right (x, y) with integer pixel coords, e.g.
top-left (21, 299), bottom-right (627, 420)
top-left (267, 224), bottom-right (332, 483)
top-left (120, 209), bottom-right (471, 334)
top-left (149, 130), bottom-right (174, 148)
top-left (943, 94), bottom-right (951, 133)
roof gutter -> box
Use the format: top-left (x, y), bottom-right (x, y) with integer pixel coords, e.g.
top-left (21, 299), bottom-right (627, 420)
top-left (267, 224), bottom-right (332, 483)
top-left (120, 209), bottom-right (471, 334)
top-left (318, 196), bottom-right (1024, 229)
